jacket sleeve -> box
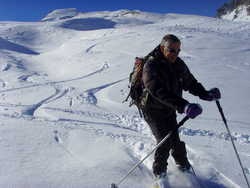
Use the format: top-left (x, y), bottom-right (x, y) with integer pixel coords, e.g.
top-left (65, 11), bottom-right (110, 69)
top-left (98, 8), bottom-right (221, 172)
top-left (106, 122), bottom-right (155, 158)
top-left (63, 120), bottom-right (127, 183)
top-left (142, 59), bottom-right (189, 113)
top-left (181, 62), bottom-right (207, 100)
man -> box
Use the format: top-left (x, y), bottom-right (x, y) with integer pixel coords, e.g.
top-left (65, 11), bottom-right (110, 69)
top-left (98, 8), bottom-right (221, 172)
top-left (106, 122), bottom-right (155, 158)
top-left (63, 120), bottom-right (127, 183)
top-left (141, 34), bottom-right (221, 179)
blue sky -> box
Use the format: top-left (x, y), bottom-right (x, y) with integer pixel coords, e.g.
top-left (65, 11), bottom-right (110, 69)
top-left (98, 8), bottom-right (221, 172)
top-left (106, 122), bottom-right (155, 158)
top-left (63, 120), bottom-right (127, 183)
top-left (0, 0), bottom-right (230, 22)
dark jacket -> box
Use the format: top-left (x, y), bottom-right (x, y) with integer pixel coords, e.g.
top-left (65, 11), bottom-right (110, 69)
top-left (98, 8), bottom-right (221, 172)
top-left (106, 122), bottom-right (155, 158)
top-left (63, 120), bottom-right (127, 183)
top-left (142, 45), bottom-right (207, 113)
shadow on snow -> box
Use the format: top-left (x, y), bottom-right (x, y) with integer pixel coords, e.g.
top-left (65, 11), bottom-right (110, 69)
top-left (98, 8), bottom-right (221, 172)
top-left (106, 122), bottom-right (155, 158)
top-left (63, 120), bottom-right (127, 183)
top-left (0, 37), bottom-right (39, 55)
top-left (59, 18), bottom-right (116, 31)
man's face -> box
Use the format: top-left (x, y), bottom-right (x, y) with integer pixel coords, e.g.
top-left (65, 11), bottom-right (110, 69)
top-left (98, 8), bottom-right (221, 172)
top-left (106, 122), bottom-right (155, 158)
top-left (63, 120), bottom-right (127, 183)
top-left (161, 42), bottom-right (181, 63)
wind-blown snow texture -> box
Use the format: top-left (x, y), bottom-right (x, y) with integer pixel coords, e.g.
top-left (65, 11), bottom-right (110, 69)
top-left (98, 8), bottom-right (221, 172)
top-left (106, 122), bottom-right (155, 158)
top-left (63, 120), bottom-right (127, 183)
top-left (0, 9), bottom-right (250, 188)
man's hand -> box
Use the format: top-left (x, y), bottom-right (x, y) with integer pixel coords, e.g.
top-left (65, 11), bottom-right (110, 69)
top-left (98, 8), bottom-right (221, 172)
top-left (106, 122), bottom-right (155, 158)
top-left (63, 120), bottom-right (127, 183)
top-left (205, 88), bottom-right (221, 101)
top-left (185, 103), bottom-right (203, 119)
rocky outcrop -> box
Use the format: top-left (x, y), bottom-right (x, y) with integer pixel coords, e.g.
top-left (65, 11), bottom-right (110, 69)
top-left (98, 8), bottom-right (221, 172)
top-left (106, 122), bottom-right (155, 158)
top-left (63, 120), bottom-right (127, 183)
top-left (230, 0), bottom-right (250, 10)
top-left (247, 5), bottom-right (250, 15)
top-left (215, 0), bottom-right (250, 21)
top-left (215, 2), bottom-right (230, 18)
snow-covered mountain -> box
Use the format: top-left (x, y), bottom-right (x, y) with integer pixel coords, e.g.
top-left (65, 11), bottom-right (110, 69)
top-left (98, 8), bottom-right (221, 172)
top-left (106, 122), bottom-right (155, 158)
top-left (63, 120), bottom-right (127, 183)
top-left (0, 9), bottom-right (250, 188)
top-left (41, 8), bottom-right (83, 22)
top-left (216, 0), bottom-right (250, 21)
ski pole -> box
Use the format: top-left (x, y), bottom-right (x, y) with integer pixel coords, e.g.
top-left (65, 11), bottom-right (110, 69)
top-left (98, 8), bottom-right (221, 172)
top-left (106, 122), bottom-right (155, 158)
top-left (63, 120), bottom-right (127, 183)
top-left (215, 100), bottom-right (250, 188)
top-left (111, 115), bottom-right (189, 188)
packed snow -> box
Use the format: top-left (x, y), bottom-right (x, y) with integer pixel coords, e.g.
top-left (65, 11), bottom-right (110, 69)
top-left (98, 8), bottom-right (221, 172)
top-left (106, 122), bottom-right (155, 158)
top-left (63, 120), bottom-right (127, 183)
top-left (0, 9), bottom-right (250, 188)
top-left (221, 5), bottom-right (250, 22)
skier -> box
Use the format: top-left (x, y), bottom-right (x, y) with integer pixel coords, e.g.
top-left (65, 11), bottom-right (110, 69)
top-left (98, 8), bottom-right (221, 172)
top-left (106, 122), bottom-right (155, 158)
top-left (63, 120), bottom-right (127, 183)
top-left (141, 34), bottom-right (221, 180)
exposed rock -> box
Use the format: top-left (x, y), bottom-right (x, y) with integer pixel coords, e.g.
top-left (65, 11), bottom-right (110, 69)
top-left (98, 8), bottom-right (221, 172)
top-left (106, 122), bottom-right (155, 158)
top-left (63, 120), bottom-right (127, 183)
top-left (247, 5), bottom-right (250, 15)
top-left (230, 0), bottom-right (250, 10)
top-left (215, 2), bottom-right (229, 18)
top-left (215, 0), bottom-right (250, 21)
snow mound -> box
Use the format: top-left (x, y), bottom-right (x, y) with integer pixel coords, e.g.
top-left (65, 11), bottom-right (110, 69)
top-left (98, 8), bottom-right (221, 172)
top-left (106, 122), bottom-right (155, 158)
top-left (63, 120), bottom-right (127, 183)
top-left (41, 8), bottom-right (175, 26)
top-left (41, 8), bottom-right (82, 22)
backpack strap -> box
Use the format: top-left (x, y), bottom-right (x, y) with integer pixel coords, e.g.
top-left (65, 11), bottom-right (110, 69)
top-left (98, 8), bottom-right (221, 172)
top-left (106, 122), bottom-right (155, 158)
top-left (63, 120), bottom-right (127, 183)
top-left (140, 56), bottom-right (164, 110)
top-left (122, 93), bottom-right (130, 103)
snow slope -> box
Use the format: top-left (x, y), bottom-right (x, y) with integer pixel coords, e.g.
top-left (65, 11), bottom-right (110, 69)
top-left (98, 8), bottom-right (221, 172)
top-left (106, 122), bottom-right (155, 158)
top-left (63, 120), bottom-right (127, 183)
top-left (0, 9), bottom-right (250, 188)
top-left (222, 5), bottom-right (250, 22)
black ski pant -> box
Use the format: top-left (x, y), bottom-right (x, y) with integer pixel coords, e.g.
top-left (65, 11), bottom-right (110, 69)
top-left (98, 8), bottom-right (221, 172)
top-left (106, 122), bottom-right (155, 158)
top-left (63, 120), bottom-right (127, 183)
top-left (143, 107), bottom-right (188, 174)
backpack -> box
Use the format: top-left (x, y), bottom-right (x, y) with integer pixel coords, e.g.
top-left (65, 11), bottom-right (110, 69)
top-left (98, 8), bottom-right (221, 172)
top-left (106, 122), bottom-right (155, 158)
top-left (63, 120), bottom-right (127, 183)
top-left (123, 56), bottom-right (149, 117)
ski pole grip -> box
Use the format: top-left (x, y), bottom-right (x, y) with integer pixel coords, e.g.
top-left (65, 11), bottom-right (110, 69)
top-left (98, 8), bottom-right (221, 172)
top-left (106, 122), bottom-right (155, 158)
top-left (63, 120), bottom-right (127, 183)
top-left (172, 116), bottom-right (189, 132)
top-left (111, 183), bottom-right (118, 188)
top-left (215, 100), bottom-right (227, 125)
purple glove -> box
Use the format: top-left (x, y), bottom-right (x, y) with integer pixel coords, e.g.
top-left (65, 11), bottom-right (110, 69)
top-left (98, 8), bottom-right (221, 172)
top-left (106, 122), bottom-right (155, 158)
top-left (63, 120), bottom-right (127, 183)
top-left (204, 88), bottom-right (221, 101)
top-left (184, 103), bottom-right (203, 119)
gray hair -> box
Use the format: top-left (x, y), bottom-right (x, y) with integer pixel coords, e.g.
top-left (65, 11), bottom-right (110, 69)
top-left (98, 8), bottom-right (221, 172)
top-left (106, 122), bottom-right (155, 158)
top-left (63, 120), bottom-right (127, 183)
top-left (160, 34), bottom-right (181, 48)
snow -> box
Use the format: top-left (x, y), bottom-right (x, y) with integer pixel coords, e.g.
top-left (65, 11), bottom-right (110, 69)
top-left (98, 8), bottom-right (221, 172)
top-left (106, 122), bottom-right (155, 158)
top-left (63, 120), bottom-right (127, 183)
top-left (222, 5), bottom-right (250, 22)
top-left (0, 9), bottom-right (250, 188)
top-left (41, 8), bottom-right (82, 22)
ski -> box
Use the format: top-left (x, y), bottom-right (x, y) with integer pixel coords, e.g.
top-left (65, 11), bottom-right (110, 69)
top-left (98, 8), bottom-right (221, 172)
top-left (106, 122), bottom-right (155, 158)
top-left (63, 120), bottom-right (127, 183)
top-left (153, 165), bottom-right (202, 188)
top-left (153, 173), bottom-right (171, 188)
top-left (169, 166), bottom-right (202, 188)
top-left (153, 176), bottom-right (171, 188)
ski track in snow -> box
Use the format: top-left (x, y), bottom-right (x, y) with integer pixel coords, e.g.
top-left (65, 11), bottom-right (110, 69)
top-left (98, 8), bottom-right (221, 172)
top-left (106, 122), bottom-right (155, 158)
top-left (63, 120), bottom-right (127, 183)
top-left (0, 79), bottom-right (7, 88)
top-left (0, 60), bottom-right (112, 117)
top-left (180, 127), bottom-right (250, 144)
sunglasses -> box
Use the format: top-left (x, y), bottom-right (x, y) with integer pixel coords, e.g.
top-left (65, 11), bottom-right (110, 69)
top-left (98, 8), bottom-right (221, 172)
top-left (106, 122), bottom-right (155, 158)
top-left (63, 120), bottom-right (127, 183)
top-left (166, 47), bottom-right (181, 53)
